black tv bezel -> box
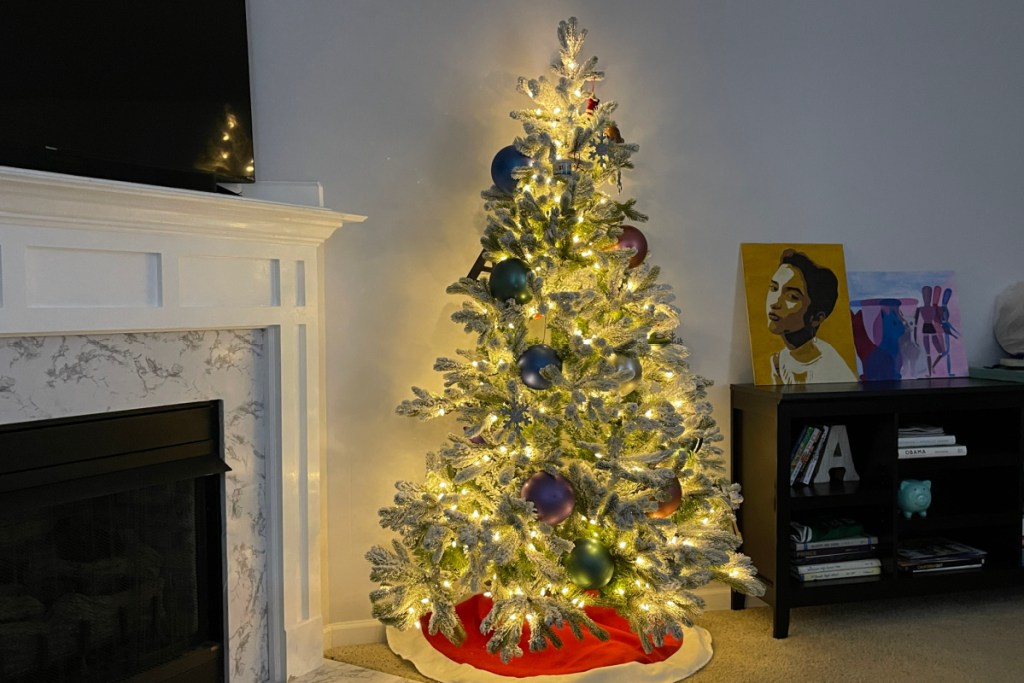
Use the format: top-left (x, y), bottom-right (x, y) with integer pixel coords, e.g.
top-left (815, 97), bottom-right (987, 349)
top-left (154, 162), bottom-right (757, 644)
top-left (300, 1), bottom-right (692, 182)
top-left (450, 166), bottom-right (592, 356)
top-left (0, 1), bottom-right (256, 193)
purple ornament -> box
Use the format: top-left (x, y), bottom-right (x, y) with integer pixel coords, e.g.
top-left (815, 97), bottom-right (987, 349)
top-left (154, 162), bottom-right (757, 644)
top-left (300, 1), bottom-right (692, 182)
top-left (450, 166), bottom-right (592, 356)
top-left (463, 426), bottom-right (486, 445)
top-left (521, 472), bottom-right (575, 525)
top-left (517, 344), bottom-right (561, 390)
top-left (616, 225), bottom-right (648, 268)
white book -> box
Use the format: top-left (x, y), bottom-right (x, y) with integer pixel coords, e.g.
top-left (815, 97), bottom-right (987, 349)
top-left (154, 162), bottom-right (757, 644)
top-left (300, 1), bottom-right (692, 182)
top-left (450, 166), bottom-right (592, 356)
top-left (897, 444), bottom-right (967, 458)
top-left (897, 434), bottom-right (957, 447)
top-left (793, 558), bottom-right (881, 575)
top-left (793, 566), bottom-right (882, 582)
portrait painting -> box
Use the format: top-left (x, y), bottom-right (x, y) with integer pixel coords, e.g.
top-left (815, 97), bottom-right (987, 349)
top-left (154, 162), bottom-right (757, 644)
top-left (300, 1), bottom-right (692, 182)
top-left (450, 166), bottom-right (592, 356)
top-left (741, 243), bottom-right (859, 385)
top-left (847, 271), bottom-right (967, 380)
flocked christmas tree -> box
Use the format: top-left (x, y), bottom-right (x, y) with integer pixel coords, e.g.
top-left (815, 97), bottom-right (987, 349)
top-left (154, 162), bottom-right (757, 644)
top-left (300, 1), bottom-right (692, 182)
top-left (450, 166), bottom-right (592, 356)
top-left (367, 17), bottom-right (763, 664)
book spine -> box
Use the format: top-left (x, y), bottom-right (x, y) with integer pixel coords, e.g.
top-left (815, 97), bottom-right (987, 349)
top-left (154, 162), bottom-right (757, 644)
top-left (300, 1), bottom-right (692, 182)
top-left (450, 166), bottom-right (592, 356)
top-left (799, 424), bottom-right (831, 485)
top-left (900, 557), bottom-right (985, 571)
top-left (788, 427), bottom-right (815, 484)
top-left (905, 562), bottom-right (984, 574)
top-left (791, 535), bottom-right (879, 551)
top-left (897, 444), bottom-right (967, 458)
top-left (794, 558), bottom-right (882, 575)
top-left (793, 566), bottom-right (882, 582)
top-left (897, 434), bottom-right (957, 447)
top-left (792, 549), bottom-right (878, 564)
top-left (789, 427), bottom-right (821, 485)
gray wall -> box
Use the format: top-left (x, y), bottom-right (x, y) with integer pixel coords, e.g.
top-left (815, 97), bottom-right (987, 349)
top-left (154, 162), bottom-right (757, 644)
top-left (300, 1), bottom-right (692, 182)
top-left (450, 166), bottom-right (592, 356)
top-left (246, 0), bottom-right (1024, 630)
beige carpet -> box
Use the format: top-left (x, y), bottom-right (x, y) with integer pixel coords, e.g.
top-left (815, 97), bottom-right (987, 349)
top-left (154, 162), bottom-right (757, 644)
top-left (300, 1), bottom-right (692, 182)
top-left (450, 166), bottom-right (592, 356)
top-left (327, 587), bottom-right (1024, 682)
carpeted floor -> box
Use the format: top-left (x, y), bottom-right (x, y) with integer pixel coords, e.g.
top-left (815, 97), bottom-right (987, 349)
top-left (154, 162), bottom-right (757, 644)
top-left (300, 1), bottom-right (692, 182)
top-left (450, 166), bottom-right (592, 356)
top-left (327, 587), bottom-right (1024, 682)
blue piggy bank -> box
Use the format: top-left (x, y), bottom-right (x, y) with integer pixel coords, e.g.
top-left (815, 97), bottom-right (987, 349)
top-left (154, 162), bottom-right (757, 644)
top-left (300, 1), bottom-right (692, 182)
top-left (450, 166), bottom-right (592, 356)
top-left (898, 479), bottom-right (932, 519)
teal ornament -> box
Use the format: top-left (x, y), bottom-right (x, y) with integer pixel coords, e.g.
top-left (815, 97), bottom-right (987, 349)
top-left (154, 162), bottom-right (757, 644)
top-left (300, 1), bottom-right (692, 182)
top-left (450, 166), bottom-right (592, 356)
top-left (491, 145), bottom-right (531, 194)
top-left (488, 258), bottom-right (532, 305)
top-left (517, 344), bottom-right (561, 390)
top-left (565, 539), bottom-right (615, 589)
top-left (613, 354), bottom-right (642, 395)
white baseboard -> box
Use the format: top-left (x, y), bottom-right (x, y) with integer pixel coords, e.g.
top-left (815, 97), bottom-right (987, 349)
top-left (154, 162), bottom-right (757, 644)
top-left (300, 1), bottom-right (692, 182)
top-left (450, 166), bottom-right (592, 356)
top-left (324, 618), bottom-right (387, 647)
top-left (323, 587), bottom-right (763, 647)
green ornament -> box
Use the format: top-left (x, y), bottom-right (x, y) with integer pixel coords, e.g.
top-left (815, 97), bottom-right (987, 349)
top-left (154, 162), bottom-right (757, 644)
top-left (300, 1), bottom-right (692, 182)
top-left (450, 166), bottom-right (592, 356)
top-left (565, 538), bottom-right (615, 589)
top-left (488, 258), bottom-right (532, 305)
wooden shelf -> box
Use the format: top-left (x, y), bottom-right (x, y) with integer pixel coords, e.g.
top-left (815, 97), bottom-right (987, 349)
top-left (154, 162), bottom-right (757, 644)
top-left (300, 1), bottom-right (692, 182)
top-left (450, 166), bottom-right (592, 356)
top-left (731, 378), bottom-right (1024, 638)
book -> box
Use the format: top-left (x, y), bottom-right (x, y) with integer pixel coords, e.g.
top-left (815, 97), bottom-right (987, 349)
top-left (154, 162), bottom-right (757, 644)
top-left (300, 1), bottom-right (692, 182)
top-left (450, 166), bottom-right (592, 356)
top-left (799, 424), bottom-right (831, 485)
top-left (790, 515), bottom-right (866, 544)
top-left (899, 556), bottom-right (985, 573)
top-left (897, 434), bottom-right (957, 447)
top-left (791, 547), bottom-right (878, 564)
top-left (791, 534), bottom-right (879, 552)
top-left (896, 537), bottom-right (987, 566)
top-left (907, 563), bottom-right (984, 574)
top-left (897, 444), bottom-right (967, 458)
top-left (898, 424), bottom-right (945, 436)
top-left (789, 426), bottom-right (822, 485)
top-left (787, 426), bottom-right (816, 485)
top-left (792, 566), bottom-right (882, 582)
top-left (793, 558), bottom-right (881, 575)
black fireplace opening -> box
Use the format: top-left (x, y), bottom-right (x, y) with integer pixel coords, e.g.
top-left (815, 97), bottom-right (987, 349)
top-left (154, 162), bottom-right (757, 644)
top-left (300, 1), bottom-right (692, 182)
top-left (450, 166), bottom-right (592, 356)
top-left (0, 401), bottom-right (229, 683)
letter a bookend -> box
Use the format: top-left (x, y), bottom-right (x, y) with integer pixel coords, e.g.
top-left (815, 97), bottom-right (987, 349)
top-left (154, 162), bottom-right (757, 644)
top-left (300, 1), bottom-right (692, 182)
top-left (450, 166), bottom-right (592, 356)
top-left (811, 425), bottom-right (859, 484)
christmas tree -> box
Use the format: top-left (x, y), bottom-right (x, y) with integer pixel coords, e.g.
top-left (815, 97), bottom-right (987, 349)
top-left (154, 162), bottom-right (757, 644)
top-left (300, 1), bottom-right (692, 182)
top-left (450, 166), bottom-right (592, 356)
top-left (367, 17), bottom-right (763, 666)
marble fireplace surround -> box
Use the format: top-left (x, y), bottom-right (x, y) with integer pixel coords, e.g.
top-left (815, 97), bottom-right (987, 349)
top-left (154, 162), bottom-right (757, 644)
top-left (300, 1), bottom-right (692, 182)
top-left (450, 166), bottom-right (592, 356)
top-left (0, 167), bottom-right (364, 682)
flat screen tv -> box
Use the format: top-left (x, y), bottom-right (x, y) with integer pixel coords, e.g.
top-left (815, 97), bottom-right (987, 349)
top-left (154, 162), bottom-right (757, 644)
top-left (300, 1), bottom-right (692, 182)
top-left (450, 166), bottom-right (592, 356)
top-left (0, 2), bottom-right (255, 192)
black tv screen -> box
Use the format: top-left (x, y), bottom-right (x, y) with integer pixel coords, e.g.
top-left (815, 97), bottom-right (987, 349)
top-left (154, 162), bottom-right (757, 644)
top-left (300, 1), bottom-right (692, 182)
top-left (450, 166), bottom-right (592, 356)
top-left (0, 2), bottom-right (255, 192)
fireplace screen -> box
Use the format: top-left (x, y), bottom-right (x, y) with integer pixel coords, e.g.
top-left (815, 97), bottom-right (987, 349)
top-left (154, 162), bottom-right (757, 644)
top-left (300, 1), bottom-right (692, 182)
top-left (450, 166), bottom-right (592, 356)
top-left (0, 402), bottom-right (227, 682)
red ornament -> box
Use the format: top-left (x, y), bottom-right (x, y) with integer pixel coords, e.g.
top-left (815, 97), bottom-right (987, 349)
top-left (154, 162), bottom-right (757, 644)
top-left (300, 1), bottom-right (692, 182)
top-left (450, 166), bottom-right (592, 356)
top-left (586, 96), bottom-right (600, 116)
top-left (648, 477), bottom-right (682, 519)
top-left (615, 225), bottom-right (648, 268)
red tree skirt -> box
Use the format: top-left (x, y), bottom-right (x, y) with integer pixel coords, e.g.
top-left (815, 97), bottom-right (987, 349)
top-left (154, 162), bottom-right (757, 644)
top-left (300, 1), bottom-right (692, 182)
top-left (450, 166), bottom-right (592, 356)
top-left (385, 594), bottom-right (713, 682)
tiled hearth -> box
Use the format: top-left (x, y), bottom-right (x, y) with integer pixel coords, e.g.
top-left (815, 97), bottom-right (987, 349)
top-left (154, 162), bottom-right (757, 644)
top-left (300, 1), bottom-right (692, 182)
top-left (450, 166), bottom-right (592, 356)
top-left (0, 167), bottom-right (364, 681)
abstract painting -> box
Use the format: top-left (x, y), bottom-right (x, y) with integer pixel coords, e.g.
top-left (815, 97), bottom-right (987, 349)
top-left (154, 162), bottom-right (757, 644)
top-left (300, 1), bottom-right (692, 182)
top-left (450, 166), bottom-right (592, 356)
top-left (741, 243), bottom-right (859, 385)
top-left (847, 271), bottom-right (967, 380)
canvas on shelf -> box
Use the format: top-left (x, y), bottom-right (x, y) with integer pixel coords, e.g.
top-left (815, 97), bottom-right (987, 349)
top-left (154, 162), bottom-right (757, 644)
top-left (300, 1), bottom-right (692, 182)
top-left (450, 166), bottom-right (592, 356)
top-left (847, 271), bottom-right (968, 380)
top-left (740, 243), bottom-right (858, 385)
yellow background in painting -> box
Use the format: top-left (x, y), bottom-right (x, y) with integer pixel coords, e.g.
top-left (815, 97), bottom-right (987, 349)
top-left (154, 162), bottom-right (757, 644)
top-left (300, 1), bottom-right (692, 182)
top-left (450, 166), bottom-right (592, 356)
top-left (740, 243), bottom-right (858, 385)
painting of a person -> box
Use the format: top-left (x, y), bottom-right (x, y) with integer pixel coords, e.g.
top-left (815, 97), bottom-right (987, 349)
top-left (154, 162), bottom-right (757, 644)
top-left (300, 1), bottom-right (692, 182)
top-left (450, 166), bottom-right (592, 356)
top-left (765, 249), bottom-right (857, 384)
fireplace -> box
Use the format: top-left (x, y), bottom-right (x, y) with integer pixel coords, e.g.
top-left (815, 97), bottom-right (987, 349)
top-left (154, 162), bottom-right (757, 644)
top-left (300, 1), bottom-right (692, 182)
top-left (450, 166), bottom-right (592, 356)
top-left (0, 402), bottom-right (228, 682)
top-left (0, 167), bottom-right (365, 681)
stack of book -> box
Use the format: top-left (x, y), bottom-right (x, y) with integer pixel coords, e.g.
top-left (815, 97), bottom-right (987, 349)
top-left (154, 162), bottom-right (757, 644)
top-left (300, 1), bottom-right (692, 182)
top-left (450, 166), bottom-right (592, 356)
top-left (788, 424), bottom-right (832, 486)
top-left (897, 425), bottom-right (967, 459)
top-left (790, 515), bottom-right (880, 582)
top-left (896, 537), bottom-right (987, 574)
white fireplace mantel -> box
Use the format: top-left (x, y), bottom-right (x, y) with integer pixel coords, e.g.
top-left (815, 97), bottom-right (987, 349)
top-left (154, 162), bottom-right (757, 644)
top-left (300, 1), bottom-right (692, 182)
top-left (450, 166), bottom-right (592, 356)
top-left (0, 166), bottom-right (366, 681)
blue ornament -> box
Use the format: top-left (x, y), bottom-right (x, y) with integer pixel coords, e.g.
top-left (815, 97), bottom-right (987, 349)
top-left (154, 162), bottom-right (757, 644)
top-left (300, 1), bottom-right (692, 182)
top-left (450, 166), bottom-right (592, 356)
top-left (490, 145), bottom-right (531, 194)
top-left (521, 472), bottom-right (575, 525)
top-left (488, 258), bottom-right (532, 305)
top-left (565, 539), bottom-right (615, 589)
top-left (517, 344), bottom-right (561, 390)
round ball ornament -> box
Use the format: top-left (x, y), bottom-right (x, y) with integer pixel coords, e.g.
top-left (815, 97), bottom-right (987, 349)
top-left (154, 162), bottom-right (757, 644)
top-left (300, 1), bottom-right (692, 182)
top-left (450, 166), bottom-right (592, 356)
top-left (565, 539), bottom-right (615, 589)
top-left (615, 225), bottom-right (648, 268)
top-left (647, 477), bottom-right (683, 519)
top-left (488, 258), bottom-right (532, 305)
top-left (613, 354), bottom-right (642, 395)
top-left (490, 145), bottom-right (532, 195)
top-left (517, 344), bottom-right (561, 390)
top-left (521, 472), bottom-right (575, 525)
